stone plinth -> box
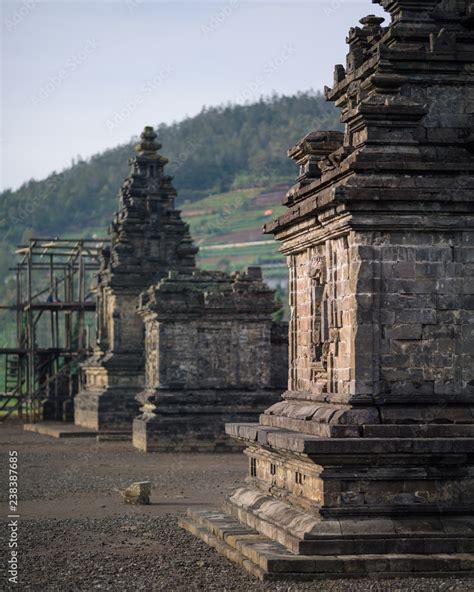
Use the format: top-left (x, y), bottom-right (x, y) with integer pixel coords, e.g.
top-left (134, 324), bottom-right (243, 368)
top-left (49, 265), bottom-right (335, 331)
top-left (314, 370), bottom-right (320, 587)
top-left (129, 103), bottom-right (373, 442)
top-left (182, 0), bottom-right (474, 580)
top-left (132, 267), bottom-right (287, 452)
top-left (74, 351), bottom-right (143, 431)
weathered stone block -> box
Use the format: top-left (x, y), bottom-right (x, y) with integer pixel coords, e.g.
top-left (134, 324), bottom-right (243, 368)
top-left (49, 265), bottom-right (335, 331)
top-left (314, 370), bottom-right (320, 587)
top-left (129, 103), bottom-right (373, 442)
top-left (384, 324), bottom-right (423, 341)
top-left (123, 481), bottom-right (151, 505)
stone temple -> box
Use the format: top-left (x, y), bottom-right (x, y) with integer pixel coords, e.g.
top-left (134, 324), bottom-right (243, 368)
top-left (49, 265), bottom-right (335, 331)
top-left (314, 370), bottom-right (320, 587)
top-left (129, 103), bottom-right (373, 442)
top-left (181, 0), bottom-right (474, 580)
top-left (75, 126), bottom-right (287, 446)
top-left (75, 127), bottom-right (198, 431)
top-left (132, 268), bottom-right (287, 452)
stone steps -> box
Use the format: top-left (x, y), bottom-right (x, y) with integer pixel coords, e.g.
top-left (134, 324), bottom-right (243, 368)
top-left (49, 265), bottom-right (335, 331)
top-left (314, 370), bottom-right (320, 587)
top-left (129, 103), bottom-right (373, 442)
top-left (225, 488), bottom-right (474, 555)
top-left (179, 511), bottom-right (266, 580)
top-left (179, 508), bottom-right (474, 581)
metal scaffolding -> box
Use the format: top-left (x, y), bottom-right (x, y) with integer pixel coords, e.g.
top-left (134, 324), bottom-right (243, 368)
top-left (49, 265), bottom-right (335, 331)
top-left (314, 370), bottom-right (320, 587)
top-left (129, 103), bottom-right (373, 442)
top-left (0, 238), bottom-right (108, 422)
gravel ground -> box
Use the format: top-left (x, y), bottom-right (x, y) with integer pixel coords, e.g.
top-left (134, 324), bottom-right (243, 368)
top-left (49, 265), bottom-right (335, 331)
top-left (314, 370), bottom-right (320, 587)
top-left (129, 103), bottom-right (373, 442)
top-left (1, 425), bottom-right (473, 592)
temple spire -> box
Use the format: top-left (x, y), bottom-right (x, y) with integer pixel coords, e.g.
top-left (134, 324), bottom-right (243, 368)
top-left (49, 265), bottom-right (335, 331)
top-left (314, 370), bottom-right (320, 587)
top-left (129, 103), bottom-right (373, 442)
top-left (134, 126), bottom-right (162, 157)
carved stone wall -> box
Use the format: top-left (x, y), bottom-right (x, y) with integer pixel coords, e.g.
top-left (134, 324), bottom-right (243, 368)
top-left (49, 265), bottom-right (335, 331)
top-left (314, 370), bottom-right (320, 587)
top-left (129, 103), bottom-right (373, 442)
top-left (288, 240), bottom-right (353, 398)
top-left (289, 228), bottom-right (474, 404)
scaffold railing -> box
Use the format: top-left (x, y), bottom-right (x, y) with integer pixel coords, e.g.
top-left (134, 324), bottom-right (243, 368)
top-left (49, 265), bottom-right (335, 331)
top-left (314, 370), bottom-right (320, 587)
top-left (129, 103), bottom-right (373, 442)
top-left (0, 237), bottom-right (108, 422)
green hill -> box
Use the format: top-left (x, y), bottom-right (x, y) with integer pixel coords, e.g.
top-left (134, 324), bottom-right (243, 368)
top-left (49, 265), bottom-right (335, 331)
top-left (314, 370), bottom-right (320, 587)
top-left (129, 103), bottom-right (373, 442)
top-left (0, 91), bottom-right (340, 241)
top-left (0, 91), bottom-right (342, 343)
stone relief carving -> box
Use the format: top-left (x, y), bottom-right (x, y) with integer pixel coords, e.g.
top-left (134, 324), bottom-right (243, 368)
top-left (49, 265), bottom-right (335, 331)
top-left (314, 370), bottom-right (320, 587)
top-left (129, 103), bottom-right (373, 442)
top-left (308, 254), bottom-right (329, 384)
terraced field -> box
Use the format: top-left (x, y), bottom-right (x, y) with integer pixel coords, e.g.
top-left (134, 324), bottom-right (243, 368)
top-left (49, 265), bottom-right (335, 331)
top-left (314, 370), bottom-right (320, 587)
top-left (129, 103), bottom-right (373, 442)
top-left (182, 183), bottom-right (289, 290)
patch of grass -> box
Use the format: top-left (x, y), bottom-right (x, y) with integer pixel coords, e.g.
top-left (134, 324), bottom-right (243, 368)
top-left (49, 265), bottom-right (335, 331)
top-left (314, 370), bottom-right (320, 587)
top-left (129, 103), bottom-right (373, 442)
top-left (183, 188), bottom-right (260, 211)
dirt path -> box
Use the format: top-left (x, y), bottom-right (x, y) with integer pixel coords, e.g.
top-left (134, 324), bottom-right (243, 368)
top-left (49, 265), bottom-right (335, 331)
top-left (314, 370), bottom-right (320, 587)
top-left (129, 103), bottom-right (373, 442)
top-left (0, 425), bottom-right (471, 591)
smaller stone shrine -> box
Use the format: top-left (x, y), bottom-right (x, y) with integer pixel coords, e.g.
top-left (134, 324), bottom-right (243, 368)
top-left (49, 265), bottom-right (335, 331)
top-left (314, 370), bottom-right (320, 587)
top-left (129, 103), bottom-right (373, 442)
top-left (133, 267), bottom-right (287, 452)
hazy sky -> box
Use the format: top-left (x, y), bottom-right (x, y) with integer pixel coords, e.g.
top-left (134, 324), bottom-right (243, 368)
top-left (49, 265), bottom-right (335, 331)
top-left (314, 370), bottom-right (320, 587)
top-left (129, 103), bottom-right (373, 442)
top-left (1, 0), bottom-right (387, 191)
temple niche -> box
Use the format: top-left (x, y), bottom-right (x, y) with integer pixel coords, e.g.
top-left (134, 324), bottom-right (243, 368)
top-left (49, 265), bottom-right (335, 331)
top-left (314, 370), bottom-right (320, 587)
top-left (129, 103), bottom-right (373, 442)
top-left (182, 0), bottom-right (474, 580)
top-left (75, 126), bottom-right (287, 441)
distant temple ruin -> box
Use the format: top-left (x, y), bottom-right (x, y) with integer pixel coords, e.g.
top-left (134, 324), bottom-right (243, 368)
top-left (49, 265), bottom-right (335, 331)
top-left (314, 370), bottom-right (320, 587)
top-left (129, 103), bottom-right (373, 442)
top-left (182, 0), bottom-right (474, 579)
top-left (75, 127), bottom-right (198, 431)
top-left (75, 127), bottom-right (287, 448)
top-left (133, 268), bottom-right (287, 451)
